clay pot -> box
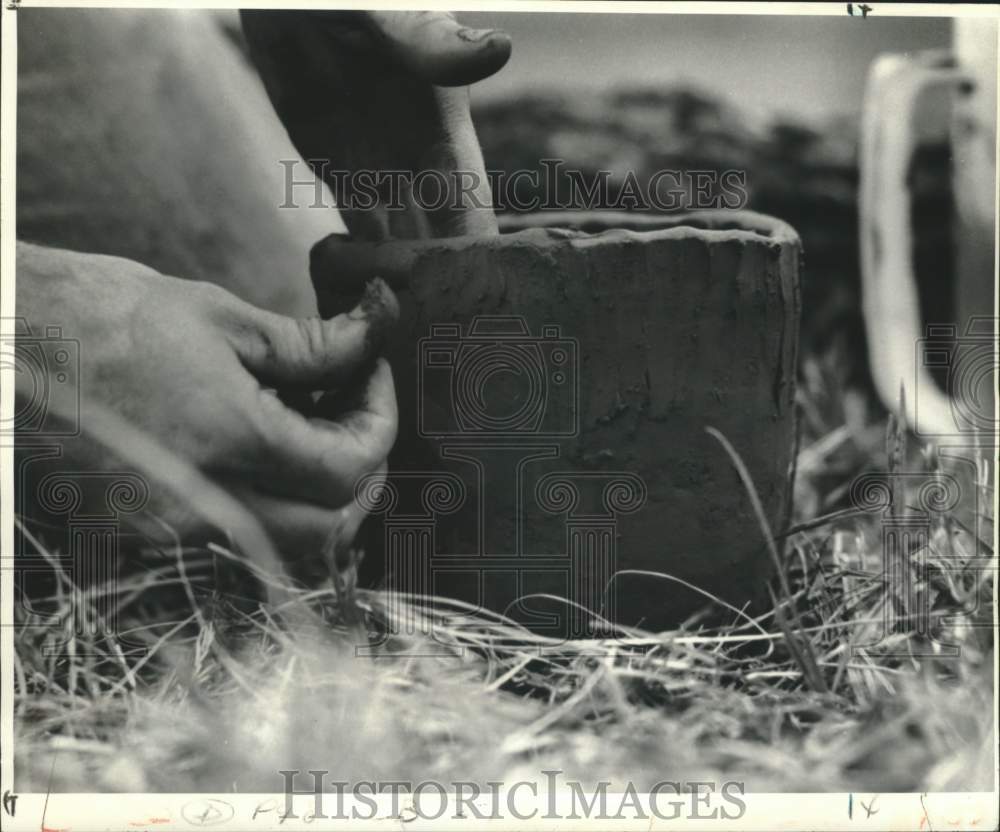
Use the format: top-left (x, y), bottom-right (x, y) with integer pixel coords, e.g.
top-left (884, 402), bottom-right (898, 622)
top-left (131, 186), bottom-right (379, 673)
top-left (311, 210), bottom-right (801, 634)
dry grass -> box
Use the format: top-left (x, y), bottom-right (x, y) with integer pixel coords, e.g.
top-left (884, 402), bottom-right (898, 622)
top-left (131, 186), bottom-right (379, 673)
top-left (12, 347), bottom-right (996, 794)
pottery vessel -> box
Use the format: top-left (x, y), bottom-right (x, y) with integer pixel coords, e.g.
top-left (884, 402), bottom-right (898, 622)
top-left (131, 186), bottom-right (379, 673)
top-left (311, 210), bottom-right (802, 634)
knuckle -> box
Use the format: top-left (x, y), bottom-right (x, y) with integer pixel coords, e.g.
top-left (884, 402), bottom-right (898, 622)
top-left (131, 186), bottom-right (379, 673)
top-left (295, 316), bottom-right (331, 362)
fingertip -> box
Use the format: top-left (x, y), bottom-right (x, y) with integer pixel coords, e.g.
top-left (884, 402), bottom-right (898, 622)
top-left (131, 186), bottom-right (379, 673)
top-left (370, 11), bottom-right (511, 85)
top-left (429, 28), bottom-right (512, 87)
top-left (343, 277), bottom-right (399, 362)
top-left (360, 277), bottom-right (400, 327)
top-left (458, 27), bottom-right (512, 64)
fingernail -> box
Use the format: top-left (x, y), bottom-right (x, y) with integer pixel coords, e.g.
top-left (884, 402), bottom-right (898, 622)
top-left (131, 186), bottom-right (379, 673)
top-left (456, 26), bottom-right (498, 44)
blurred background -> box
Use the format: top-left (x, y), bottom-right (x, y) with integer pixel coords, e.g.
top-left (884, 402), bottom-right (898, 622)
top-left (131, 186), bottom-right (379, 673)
top-left (465, 13), bottom-right (950, 123)
top-left (457, 13), bottom-right (979, 398)
top-left (21, 9), bottom-right (993, 401)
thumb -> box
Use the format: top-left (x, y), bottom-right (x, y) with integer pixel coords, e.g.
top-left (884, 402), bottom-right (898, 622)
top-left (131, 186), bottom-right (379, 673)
top-left (222, 277), bottom-right (399, 388)
top-left (368, 11), bottom-right (512, 87)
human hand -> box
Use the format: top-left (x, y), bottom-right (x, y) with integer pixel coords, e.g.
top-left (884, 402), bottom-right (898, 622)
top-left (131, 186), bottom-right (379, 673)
top-left (240, 10), bottom-right (511, 240)
top-left (13, 242), bottom-right (398, 585)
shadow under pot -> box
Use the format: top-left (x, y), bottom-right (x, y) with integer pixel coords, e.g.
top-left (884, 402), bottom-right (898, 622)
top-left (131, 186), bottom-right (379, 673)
top-left (311, 210), bottom-right (802, 636)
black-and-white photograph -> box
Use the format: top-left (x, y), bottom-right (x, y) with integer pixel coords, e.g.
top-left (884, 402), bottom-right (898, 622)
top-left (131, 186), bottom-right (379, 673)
top-left (1, 2), bottom-right (997, 828)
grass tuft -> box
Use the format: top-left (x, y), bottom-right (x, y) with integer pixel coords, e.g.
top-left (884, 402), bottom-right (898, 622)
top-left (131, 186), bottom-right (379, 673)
top-left (12, 345), bottom-right (995, 793)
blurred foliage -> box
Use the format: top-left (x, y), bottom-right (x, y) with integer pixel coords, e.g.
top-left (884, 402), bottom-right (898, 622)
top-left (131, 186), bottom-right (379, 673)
top-left (474, 87), bottom-right (955, 396)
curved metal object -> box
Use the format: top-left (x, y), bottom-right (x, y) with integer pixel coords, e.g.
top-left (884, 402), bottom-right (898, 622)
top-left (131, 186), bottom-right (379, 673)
top-left (859, 26), bottom-right (997, 440)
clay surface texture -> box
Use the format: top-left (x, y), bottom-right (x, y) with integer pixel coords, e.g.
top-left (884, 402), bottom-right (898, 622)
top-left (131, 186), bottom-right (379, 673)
top-left (314, 211), bottom-right (801, 632)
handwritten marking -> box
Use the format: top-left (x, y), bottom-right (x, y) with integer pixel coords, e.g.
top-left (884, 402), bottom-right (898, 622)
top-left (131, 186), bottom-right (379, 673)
top-left (920, 793), bottom-right (933, 832)
top-left (847, 2), bottom-right (872, 16)
top-left (251, 799), bottom-right (278, 821)
top-left (395, 804), bottom-right (418, 823)
top-left (2, 790), bottom-right (17, 817)
top-left (860, 795), bottom-right (880, 818)
top-left (180, 799), bottom-right (235, 827)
